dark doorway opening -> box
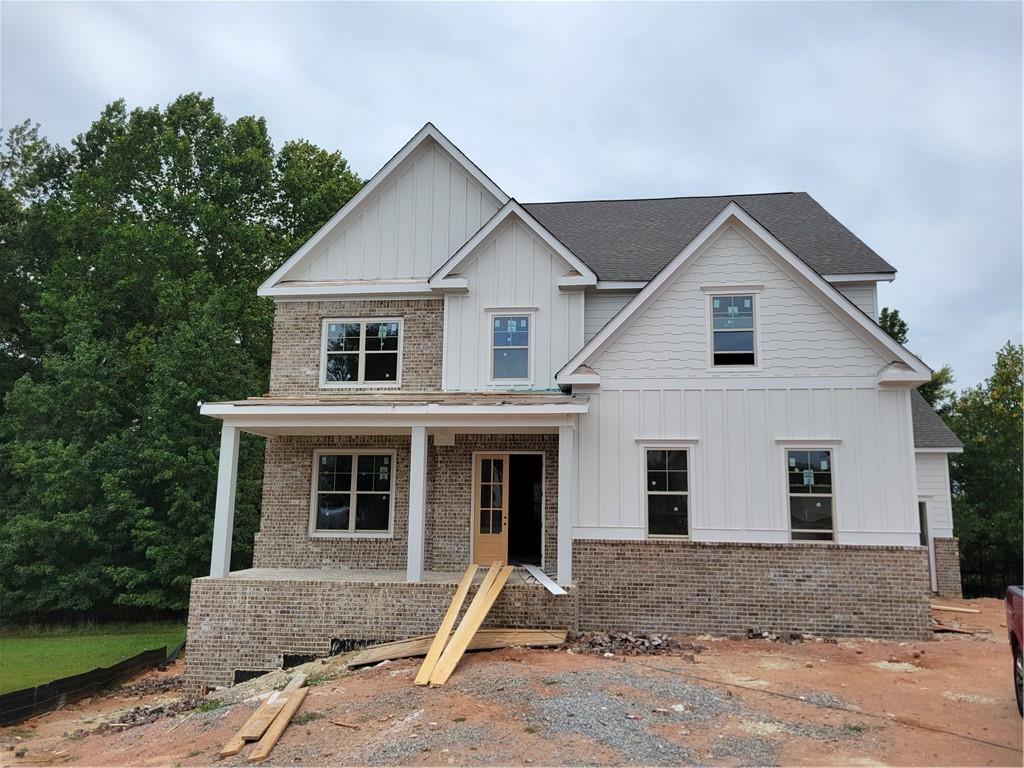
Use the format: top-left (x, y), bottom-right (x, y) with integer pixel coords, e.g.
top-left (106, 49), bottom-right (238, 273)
top-left (508, 454), bottom-right (543, 566)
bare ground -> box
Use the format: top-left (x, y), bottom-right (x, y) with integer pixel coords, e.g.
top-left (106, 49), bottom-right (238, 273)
top-left (1, 597), bottom-right (1020, 767)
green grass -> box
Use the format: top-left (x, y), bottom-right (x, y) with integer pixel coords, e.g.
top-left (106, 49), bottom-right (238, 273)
top-left (0, 622), bottom-right (186, 695)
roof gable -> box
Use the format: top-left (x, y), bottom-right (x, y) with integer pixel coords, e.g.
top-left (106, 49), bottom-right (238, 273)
top-left (557, 201), bottom-right (930, 385)
top-left (259, 123), bottom-right (508, 296)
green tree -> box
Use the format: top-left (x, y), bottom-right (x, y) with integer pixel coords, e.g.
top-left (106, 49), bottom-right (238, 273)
top-left (946, 342), bottom-right (1023, 596)
top-left (879, 306), bottom-right (908, 345)
top-left (878, 305), bottom-right (956, 413)
top-left (0, 96), bottom-right (361, 621)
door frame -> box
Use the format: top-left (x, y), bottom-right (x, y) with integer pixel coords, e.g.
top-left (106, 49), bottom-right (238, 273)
top-left (470, 450), bottom-right (546, 571)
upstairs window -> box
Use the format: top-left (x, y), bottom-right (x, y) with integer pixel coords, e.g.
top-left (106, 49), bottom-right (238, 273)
top-left (322, 319), bottom-right (401, 386)
top-left (645, 448), bottom-right (689, 537)
top-left (711, 295), bottom-right (755, 366)
top-left (313, 451), bottom-right (394, 534)
top-left (491, 314), bottom-right (531, 381)
top-left (787, 449), bottom-right (835, 542)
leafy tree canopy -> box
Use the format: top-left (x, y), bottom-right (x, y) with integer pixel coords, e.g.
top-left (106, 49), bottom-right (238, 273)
top-left (0, 95), bottom-right (361, 621)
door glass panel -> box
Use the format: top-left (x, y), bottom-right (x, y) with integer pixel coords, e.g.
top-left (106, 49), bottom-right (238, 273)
top-left (491, 508), bottom-right (502, 534)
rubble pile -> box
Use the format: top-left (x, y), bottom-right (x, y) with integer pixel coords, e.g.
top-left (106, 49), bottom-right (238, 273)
top-left (117, 674), bottom-right (183, 697)
top-left (571, 631), bottom-right (704, 657)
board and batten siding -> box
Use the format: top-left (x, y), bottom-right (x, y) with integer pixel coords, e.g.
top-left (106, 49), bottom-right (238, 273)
top-left (443, 219), bottom-right (584, 391)
top-left (915, 452), bottom-right (954, 538)
top-left (584, 292), bottom-right (637, 343)
top-left (836, 282), bottom-right (879, 320)
top-left (283, 141), bottom-right (501, 282)
top-left (591, 227), bottom-right (887, 379)
top-left (574, 386), bottom-right (920, 545)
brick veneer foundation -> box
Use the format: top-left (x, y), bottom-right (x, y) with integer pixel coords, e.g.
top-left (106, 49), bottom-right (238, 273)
top-left (184, 575), bottom-right (577, 690)
top-left (268, 298), bottom-right (443, 396)
top-left (573, 540), bottom-right (932, 641)
top-left (932, 537), bottom-right (963, 598)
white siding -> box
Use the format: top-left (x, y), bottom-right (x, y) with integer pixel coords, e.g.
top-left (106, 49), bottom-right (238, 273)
top-left (284, 141), bottom-right (501, 282)
top-left (584, 292), bottom-right (637, 343)
top-left (592, 227), bottom-right (886, 379)
top-left (574, 386), bottom-right (919, 545)
top-left (916, 452), bottom-right (954, 538)
top-left (837, 282), bottom-right (879, 319)
top-left (444, 220), bottom-right (584, 391)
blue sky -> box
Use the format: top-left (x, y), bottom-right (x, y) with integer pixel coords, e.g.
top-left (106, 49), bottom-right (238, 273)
top-left (2, 1), bottom-right (1020, 387)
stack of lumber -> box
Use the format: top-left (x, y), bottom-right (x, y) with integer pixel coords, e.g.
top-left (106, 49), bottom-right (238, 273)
top-left (219, 672), bottom-right (308, 762)
top-left (930, 603), bottom-right (990, 635)
top-left (346, 628), bottom-right (567, 668)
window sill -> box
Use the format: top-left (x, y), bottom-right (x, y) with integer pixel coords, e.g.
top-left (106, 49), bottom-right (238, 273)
top-left (320, 381), bottom-right (402, 389)
top-left (646, 534), bottom-right (691, 541)
top-left (310, 531), bottom-right (394, 540)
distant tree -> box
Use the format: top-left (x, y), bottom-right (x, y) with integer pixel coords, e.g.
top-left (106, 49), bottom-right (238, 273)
top-left (946, 342), bottom-right (1023, 596)
top-left (918, 364), bottom-right (956, 414)
top-left (879, 306), bottom-right (908, 345)
top-left (0, 96), bottom-right (361, 621)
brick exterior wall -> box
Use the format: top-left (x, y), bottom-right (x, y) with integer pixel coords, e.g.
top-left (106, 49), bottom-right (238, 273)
top-left (268, 299), bottom-right (443, 396)
top-left (932, 537), bottom-right (963, 598)
top-left (184, 576), bottom-right (577, 690)
top-left (573, 540), bottom-right (932, 641)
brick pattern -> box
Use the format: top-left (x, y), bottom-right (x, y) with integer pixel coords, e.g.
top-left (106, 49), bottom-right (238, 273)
top-left (573, 540), bottom-right (932, 641)
top-left (426, 434), bottom-right (558, 577)
top-left (184, 576), bottom-right (577, 690)
top-left (268, 299), bottom-right (443, 396)
top-left (932, 537), bottom-right (963, 598)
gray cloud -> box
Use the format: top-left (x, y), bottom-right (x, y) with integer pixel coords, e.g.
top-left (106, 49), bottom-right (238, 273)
top-left (3, 1), bottom-right (1019, 387)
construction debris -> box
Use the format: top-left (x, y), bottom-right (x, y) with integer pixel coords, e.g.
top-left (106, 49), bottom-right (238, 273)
top-left (572, 631), bottom-right (705, 656)
top-left (930, 604), bottom-right (981, 615)
top-left (349, 628), bottom-right (567, 668)
top-left (218, 672), bottom-right (307, 761)
top-left (413, 564), bottom-right (479, 685)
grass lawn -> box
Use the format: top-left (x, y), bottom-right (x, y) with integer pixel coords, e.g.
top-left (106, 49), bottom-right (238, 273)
top-left (0, 622), bottom-right (186, 695)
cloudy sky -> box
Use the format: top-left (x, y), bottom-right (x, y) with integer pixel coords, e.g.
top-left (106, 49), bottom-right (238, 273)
top-left (3, 1), bottom-right (1020, 387)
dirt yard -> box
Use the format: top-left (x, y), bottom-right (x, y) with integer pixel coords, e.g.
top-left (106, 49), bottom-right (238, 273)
top-left (2, 598), bottom-right (1020, 767)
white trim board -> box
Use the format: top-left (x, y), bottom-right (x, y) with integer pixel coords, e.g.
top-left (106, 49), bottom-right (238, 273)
top-left (555, 202), bottom-right (931, 385)
top-left (521, 563), bottom-right (567, 596)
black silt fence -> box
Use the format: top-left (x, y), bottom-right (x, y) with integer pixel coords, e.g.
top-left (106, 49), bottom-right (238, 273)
top-left (0, 646), bottom-right (168, 726)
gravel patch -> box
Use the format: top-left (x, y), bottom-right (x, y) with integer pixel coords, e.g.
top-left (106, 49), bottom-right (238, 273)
top-left (790, 689), bottom-right (851, 709)
top-left (710, 734), bottom-right (780, 767)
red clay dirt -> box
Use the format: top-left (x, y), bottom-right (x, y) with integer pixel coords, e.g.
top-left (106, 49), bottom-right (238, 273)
top-left (1, 597), bottom-right (1020, 767)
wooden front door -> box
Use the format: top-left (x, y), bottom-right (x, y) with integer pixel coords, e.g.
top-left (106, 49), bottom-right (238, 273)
top-left (473, 453), bottom-right (509, 565)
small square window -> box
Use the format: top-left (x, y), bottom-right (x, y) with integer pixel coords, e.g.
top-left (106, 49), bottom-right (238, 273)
top-left (313, 452), bottom-right (394, 534)
top-left (322, 320), bottom-right (401, 385)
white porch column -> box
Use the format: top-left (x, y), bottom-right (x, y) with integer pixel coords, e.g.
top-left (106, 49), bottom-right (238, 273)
top-left (557, 424), bottom-right (575, 586)
top-left (210, 424), bottom-right (240, 578)
top-left (406, 425), bottom-right (428, 582)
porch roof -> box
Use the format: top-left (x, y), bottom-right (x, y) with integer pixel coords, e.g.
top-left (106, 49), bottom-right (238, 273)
top-left (199, 393), bottom-right (588, 435)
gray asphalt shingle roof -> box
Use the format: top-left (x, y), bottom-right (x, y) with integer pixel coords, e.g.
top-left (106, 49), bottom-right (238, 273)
top-left (523, 192), bottom-right (895, 282)
top-left (911, 390), bottom-right (963, 450)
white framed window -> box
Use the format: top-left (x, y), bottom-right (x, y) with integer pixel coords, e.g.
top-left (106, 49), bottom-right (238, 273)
top-left (786, 448), bottom-right (835, 542)
top-left (644, 447), bottom-right (690, 538)
top-left (320, 319), bottom-right (402, 387)
top-left (489, 312), bottom-right (532, 382)
top-left (310, 450), bottom-right (395, 537)
top-left (709, 293), bottom-right (756, 367)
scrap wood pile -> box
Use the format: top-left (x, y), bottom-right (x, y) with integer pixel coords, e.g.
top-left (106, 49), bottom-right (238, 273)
top-left (930, 602), bottom-right (990, 635)
top-left (219, 672), bottom-right (308, 763)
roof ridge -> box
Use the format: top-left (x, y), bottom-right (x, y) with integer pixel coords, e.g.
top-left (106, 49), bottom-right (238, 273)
top-left (523, 191), bottom-right (802, 206)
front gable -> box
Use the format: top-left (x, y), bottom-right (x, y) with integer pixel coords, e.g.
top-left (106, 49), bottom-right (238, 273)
top-left (260, 124), bottom-right (507, 296)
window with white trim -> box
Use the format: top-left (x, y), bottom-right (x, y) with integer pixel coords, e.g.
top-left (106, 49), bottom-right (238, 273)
top-left (313, 452), bottom-right (393, 533)
top-left (787, 449), bottom-right (834, 541)
top-left (322, 320), bottom-right (400, 385)
top-left (491, 315), bottom-right (530, 380)
top-left (645, 448), bottom-right (689, 537)
top-left (711, 295), bottom-right (755, 366)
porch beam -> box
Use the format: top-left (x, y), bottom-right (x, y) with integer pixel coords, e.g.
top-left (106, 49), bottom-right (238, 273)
top-left (407, 425), bottom-right (428, 582)
top-left (557, 424), bottom-right (575, 585)
top-left (210, 424), bottom-right (240, 578)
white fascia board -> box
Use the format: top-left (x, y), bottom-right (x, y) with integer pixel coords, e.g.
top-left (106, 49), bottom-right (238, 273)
top-left (429, 200), bottom-right (598, 287)
top-left (916, 447), bottom-right (964, 455)
top-left (199, 402), bottom-right (589, 417)
top-left (262, 279), bottom-right (434, 299)
top-left (824, 272), bottom-right (896, 283)
top-left (557, 371), bottom-right (601, 385)
top-left (595, 281), bottom-right (647, 290)
top-left (258, 123), bottom-right (509, 296)
top-left (557, 202), bottom-right (931, 383)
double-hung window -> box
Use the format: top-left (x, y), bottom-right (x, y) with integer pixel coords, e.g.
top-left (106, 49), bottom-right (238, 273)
top-left (787, 449), bottom-right (835, 542)
top-left (645, 448), bottom-right (689, 537)
top-left (491, 314), bottom-right (531, 381)
top-left (322, 319), bottom-right (401, 386)
top-left (711, 295), bottom-right (755, 366)
top-left (312, 451), bottom-right (394, 535)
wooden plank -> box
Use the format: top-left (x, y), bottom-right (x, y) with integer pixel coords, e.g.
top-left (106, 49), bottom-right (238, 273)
top-left (429, 565), bottom-right (514, 686)
top-left (218, 673), bottom-right (307, 757)
top-left (521, 563), bottom-right (567, 596)
top-left (413, 564), bottom-right (479, 685)
top-left (348, 628), bottom-right (568, 667)
top-left (931, 604), bottom-right (981, 614)
top-left (247, 686), bottom-right (308, 763)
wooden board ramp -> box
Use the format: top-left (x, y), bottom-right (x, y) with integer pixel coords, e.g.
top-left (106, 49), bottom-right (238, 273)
top-left (429, 564), bottom-right (515, 686)
top-left (247, 686), bottom-right (308, 763)
top-left (349, 628), bottom-right (568, 668)
top-left (413, 563), bottom-right (480, 685)
top-left (218, 672), bottom-right (305, 759)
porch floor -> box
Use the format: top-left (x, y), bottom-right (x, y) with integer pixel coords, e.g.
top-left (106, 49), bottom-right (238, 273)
top-left (212, 566), bottom-right (543, 587)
